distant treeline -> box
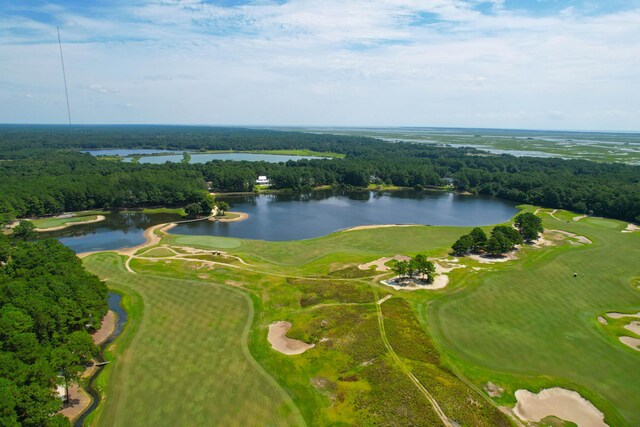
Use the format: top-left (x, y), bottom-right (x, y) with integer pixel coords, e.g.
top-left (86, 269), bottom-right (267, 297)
top-left (1, 125), bottom-right (639, 223)
top-left (0, 235), bottom-right (108, 426)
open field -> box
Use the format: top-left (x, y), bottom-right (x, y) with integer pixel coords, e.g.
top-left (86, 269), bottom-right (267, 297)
top-left (82, 205), bottom-right (640, 426)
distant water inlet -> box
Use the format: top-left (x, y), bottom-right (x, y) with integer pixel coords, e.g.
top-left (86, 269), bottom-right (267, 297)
top-left (171, 190), bottom-right (518, 241)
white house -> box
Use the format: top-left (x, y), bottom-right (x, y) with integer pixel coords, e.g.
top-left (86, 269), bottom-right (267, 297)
top-left (256, 175), bottom-right (270, 185)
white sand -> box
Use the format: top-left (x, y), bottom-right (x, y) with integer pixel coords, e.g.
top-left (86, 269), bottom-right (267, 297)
top-left (358, 255), bottom-right (410, 271)
top-left (550, 229), bottom-right (592, 245)
top-left (597, 316), bottom-right (608, 325)
top-left (623, 321), bottom-right (640, 336)
top-left (342, 224), bottom-right (419, 232)
top-left (468, 252), bottom-right (518, 264)
top-left (268, 321), bottom-right (314, 355)
top-left (606, 312), bottom-right (640, 319)
top-left (381, 276), bottom-right (448, 291)
top-left (619, 336), bottom-right (640, 352)
top-left (622, 223), bottom-right (640, 233)
top-left (514, 388), bottom-right (608, 427)
top-left (573, 215), bottom-right (587, 222)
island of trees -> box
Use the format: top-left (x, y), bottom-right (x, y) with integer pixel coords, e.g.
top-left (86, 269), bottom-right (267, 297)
top-left (452, 213), bottom-right (543, 257)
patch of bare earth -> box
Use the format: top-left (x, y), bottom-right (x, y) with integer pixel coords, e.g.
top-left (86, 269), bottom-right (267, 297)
top-left (514, 388), bottom-right (608, 427)
top-left (268, 321), bottom-right (315, 355)
top-left (358, 255), bottom-right (410, 271)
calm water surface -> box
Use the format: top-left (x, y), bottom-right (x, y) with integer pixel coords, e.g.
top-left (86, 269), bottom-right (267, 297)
top-left (135, 152), bottom-right (322, 164)
top-left (39, 212), bottom-right (182, 253)
top-left (172, 190), bottom-right (518, 241)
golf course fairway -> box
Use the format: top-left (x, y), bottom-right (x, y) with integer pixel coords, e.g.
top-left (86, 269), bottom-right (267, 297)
top-left (81, 206), bottom-right (640, 426)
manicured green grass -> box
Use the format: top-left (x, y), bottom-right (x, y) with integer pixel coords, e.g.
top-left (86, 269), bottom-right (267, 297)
top-left (83, 253), bottom-right (304, 427)
top-left (30, 214), bottom-right (101, 229)
top-left (81, 205), bottom-right (640, 426)
top-left (426, 213), bottom-right (640, 425)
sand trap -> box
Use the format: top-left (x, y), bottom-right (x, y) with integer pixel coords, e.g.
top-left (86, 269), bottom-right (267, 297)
top-left (622, 223), bottom-right (640, 233)
top-left (547, 209), bottom-right (560, 220)
top-left (606, 312), bottom-right (640, 319)
top-left (573, 215), bottom-right (587, 222)
top-left (342, 224), bottom-right (419, 232)
top-left (468, 252), bottom-right (518, 264)
top-left (624, 321), bottom-right (640, 336)
top-left (619, 336), bottom-right (640, 352)
top-left (514, 388), bottom-right (608, 427)
top-left (597, 316), bottom-right (608, 325)
top-left (35, 215), bottom-right (106, 232)
top-left (358, 255), bottom-right (410, 271)
top-left (268, 321), bottom-right (314, 355)
top-left (381, 276), bottom-right (448, 291)
top-left (550, 230), bottom-right (592, 245)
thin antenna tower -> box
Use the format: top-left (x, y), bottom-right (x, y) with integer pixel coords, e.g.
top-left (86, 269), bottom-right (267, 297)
top-left (57, 25), bottom-right (72, 125)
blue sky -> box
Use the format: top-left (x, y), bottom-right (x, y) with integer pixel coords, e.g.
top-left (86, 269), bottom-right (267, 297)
top-left (1, 0), bottom-right (639, 130)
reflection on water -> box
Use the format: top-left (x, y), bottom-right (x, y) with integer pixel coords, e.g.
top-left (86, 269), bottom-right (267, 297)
top-left (172, 190), bottom-right (518, 241)
top-left (39, 212), bottom-right (182, 253)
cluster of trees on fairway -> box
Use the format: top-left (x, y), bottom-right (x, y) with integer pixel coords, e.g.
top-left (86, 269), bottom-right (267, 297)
top-left (452, 213), bottom-right (543, 257)
top-left (0, 233), bottom-right (108, 426)
top-left (1, 125), bottom-right (640, 224)
top-left (391, 254), bottom-right (436, 283)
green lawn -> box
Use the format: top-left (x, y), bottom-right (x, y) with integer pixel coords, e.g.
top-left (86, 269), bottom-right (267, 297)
top-left (30, 214), bottom-right (102, 229)
top-left (83, 253), bottom-right (304, 427)
top-left (427, 214), bottom-right (640, 425)
top-left (82, 206), bottom-right (640, 426)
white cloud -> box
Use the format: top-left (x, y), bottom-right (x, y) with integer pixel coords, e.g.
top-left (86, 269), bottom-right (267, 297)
top-left (0, 0), bottom-right (638, 130)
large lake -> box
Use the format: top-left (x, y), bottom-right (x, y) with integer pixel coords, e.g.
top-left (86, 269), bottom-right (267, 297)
top-left (40, 191), bottom-right (517, 251)
top-left (172, 190), bottom-right (518, 241)
top-left (83, 149), bottom-right (322, 164)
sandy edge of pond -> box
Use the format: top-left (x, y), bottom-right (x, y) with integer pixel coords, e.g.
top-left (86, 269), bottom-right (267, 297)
top-left (268, 321), bottom-right (315, 355)
top-left (35, 215), bottom-right (106, 232)
top-left (513, 388), bottom-right (608, 427)
top-left (208, 211), bottom-right (249, 223)
top-left (341, 224), bottom-right (421, 232)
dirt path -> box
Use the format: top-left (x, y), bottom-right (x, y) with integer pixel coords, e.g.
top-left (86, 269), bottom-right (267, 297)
top-left (377, 294), bottom-right (392, 305)
top-left (547, 209), bottom-right (560, 220)
top-left (373, 289), bottom-right (453, 427)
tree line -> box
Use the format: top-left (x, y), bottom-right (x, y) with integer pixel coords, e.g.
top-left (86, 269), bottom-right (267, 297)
top-left (1, 126), bottom-right (639, 225)
top-left (0, 233), bottom-right (108, 426)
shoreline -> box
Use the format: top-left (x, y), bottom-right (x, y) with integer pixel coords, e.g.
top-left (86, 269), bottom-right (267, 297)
top-left (209, 211), bottom-right (249, 223)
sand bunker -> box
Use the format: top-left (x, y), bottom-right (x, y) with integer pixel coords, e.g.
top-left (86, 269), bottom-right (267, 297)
top-left (573, 215), bottom-right (587, 222)
top-left (619, 336), bottom-right (640, 352)
top-left (514, 388), bottom-right (608, 427)
top-left (468, 252), bottom-right (518, 264)
top-left (624, 321), bottom-right (640, 336)
top-left (358, 255), bottom-right (410, 272)
top-left (622, 223), bottom-right (640, 233)
top-left (268, 321), bottom-right (314, 355)
top-left (550, 230), bottom-right (592, 245)
top-left (381, 276), bottom-right (448, 291)
top-left (597, 316), bottom-right (608, 325)
top-left (606, 312), bottom-right (640, 319)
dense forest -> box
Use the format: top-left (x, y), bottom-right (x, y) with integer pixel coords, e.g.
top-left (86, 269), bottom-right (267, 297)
top-left (1, 125), bottom-right (639, 224)
top-left (0, 234), bottom-right (108, 426)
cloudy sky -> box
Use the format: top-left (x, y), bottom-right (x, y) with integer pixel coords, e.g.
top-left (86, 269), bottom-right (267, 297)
top-left (1, 0), bottom-right (639, 130)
